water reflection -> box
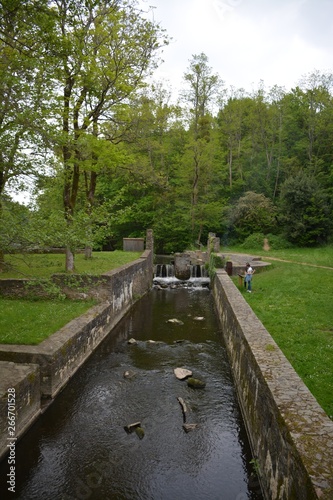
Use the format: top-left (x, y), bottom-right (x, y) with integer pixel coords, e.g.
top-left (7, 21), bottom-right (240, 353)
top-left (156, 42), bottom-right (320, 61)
top-left (0, 287), bottom-right (262, 499)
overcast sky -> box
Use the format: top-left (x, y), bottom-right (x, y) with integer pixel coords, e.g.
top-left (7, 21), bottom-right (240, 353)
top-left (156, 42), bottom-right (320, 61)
top-left (144, 0), bottom-right (333, 96)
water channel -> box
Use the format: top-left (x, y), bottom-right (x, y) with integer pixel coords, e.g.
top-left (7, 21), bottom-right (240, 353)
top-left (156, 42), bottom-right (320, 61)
top-left (0, 284), bottom-right (263, 499)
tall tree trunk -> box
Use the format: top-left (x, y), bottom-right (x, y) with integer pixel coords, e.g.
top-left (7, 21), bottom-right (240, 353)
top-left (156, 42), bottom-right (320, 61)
top-left (0, 197), bottom-right (4, 271)
top-left (65, 246), bottom-right (75, 272)
top-left (63, 75), bottom-right (75, 272)
top-left (84, 119), bottom-right (98, 259)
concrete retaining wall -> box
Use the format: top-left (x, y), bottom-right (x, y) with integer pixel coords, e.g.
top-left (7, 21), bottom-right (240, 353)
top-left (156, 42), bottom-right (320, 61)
top-left (0, 249), bottom-right (153, 462)
top-left (212, 269), bottom-right (333, 500)
top-left (0, 362), bottom-right (41, 462)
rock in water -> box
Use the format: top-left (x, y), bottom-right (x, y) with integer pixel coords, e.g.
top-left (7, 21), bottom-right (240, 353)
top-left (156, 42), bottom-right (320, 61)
top-left (135, 427), bottom-right (145, 440)
top-left (187, 377), bottom-right (206, 389)
top-left (127, 338), bottom-right (137, 345)
top-left (174, 367), bottom-right (193, 380)
top-left (167, 318), bottom-right (184, 325)
top-left (183, 423), bottom-right (198, 433)
top-left (123, 370), bottom-right (136, 379)
top-left (124, 421), bottom-right (141, 433)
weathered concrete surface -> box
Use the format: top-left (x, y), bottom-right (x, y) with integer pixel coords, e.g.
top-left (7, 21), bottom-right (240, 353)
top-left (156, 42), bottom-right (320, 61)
top-left (123, 237), bottom-right (145, 252)
top-left (174, 253), bottom-right (191, 280)
top-left (218, 252), bottom-right (271, 276)
top-left (0, 362), bottom-right (41, 462)
top-left (212, 269), bottom-right (333, 500)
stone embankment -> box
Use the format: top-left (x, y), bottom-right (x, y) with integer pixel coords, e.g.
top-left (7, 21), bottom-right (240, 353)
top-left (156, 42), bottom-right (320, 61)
top-left (212, 269), bottom-right (333, 500)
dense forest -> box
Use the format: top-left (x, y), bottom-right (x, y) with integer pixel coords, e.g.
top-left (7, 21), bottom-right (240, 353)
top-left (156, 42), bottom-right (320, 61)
top-left (1, 0), bottom-right (333, 270)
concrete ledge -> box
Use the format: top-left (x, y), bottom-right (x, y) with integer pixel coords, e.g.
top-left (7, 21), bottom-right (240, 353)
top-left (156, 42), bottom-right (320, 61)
top-left (0, 361), bottom-right (41, 462)
top-left (212, 269), bottom-right (333, 499)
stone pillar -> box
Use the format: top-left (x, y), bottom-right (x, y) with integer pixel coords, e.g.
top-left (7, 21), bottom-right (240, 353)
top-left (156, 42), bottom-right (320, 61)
top-left (146, 229), bottom-right (153, 252)
top-left (207, 233), bottom-right (220, 254)
top-left (174, 253), bottom-right (191, 280)
top-left (213, 237), bottom-right (220, 253)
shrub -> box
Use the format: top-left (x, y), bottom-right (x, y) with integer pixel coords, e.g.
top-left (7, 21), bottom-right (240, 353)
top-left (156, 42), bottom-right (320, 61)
top-left (241, 233), bottom-right (293, 251)
top-left (240, 233), bottom-right (265, 250)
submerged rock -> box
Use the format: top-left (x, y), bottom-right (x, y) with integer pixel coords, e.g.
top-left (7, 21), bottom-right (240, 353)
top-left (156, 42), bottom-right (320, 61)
top-left (193, 316), bottom-right (205, 321)
top-left (183, 423), bottom-right (198, 433)
top-left (187, 377), bottom-right (206, 389)
top-left (167, 318), bottom-right (184, 325)
top-left (124, 421), bottom-right (141, 434)
top-left (174, 367), bottom-right (192, 380)
top-left (135, 426), bottom-right (145, 440)
top-left (123, 370), bottom-right (136, 379)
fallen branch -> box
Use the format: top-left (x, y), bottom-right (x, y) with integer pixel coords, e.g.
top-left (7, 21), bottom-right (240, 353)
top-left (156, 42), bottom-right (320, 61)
top-left (177, 397), bottom-right (187, 422)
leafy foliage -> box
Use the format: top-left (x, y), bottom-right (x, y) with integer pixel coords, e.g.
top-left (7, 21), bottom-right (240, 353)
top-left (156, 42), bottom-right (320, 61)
top-left (227, 191), bottom-right (278, 241)
top-left (2, 11), bottom-right (333, 257)
top-left (279, 172), bottom-right (331, 246)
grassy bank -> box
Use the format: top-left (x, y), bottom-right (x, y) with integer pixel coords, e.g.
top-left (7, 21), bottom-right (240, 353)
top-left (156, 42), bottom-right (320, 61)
top-left (0, 298), bottom-right (96, 345)
top-left (230, 246), bottom-right (333, 419)
top-left (0, 250), bottom-right (142, 278)
top-left (0, 250), bottom-right (142, 345)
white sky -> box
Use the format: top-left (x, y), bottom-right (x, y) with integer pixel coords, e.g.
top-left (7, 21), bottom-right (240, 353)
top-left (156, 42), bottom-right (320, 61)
top-left (144, 0), bottom-right (333, 95)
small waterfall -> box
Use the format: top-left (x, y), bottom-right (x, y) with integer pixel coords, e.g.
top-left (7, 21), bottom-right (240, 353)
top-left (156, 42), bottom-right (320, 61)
top-left (155, 263), bottom-right (175, 278)
top-left (154, 260), bottom-right (210, 288)
top-left (190, 264), bottom-right (208, 278)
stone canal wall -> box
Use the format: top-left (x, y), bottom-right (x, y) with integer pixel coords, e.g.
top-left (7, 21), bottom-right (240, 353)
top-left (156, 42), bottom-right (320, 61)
top-left (0, 362), bottom-right (41, 463)
top-left (0, 249), bottom-right (153, 462)
top-left (212, 269), bottom-right (333, 500)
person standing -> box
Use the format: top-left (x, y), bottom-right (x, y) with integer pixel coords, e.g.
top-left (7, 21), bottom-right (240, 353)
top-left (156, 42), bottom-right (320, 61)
top-left (244, 262), bottom-right (250, 289)
top-left (245, 262), bottom-right (255, 292)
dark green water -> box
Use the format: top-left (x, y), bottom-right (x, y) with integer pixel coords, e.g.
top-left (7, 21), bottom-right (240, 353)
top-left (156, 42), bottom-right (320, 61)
top-left (0, 287), bottom-right (262, 499)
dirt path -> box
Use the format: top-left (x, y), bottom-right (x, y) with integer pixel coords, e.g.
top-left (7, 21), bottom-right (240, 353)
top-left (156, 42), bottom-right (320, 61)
top-left (261, 255), bottom-right (333, 270)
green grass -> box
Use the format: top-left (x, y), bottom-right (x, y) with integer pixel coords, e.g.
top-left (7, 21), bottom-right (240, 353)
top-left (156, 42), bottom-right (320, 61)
top-left (229, 246), bottom-right (333, 418)
top-left (226, 243), bottom-right (333, 267)
top-left (0, 298), bottom-right (96, 345)
top-left (0, 250), bottom-right (142, 278)
top-left (0, 250), bottom-right (142, 345)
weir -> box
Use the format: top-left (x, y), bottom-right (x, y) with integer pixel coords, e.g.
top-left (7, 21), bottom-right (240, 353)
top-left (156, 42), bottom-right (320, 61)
top-left (1, 236), bottom-right (333, 499)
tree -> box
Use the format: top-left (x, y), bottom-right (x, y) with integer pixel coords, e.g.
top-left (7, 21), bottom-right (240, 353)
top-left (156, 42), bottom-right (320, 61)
top-left (279, 172), bottom-right (331, 246)
top-left (217, 90), bottom-right (252, 193)
top-left (228, 191), bottom-right (278, 242)
top-left (47, 0), bottom-right (167, 270)
top-left (181, 53), bottom-right (223, 243)
top-left (0, 0), bottom-right (54, 266)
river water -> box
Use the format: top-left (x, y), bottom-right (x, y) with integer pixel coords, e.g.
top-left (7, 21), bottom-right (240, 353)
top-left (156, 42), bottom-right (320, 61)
top-left (0, 286), bottom-right (263, 500)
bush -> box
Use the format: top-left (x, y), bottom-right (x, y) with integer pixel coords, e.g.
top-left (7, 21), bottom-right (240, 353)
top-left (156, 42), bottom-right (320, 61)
top-left (228, 191), bottom-right (278, 241)
top-left (264, 234), bottom-right (293, 250)
top-left (240, 233), bottom-right (265, 250)
top-left (241, 233), bottom-right (292, 251)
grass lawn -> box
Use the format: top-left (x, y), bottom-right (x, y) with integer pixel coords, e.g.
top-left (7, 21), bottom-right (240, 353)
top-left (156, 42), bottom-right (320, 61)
top-left (0, 250), bottom-right (142, 345)
top-left (229, 246), bottom-right (333, 419)
top-left (0, 250), bottom-right (142, 278)
top-left (0, 298), bottom-right (96, 345)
